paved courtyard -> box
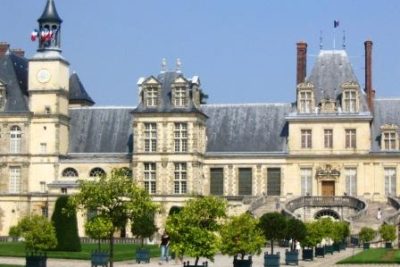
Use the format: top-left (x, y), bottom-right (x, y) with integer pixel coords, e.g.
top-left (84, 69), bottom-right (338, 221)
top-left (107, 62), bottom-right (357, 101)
top-left (0, 246), bottom-right (397, 267)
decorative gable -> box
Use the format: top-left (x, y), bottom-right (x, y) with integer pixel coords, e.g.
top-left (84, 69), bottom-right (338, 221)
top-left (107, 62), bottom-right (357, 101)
top-left (341, 81), bottom-right (360, 113)
top-left (141, 76), bottom-right (161, 108)
top-left (380, 124), bottom-right (398, 151)
top-left (296, 82), bottom-right (315, 113)
top-left (171, 76), bottom-right (189, 108)
top-left (0, 81), bottom-right (6, 111)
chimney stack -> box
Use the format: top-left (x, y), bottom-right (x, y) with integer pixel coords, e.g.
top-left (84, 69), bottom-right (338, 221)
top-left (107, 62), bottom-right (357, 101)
top-left (364, 40), bottom-right (375, 111)
top-left (296, 41), bottom-right (307, 85)
top-left (10, 48), bottom-right (25, 58)
top-left (0, 42), bottom-right (10, 56)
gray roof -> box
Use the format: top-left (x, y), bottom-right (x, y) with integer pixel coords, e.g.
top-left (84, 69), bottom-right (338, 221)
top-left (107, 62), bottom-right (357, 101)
top-left (202, 103), bottom-right (292, 152)
top-left (133, 71), bottom-right (204, 115)
top-left (68, 107), bottom-right (134, 153)
top-left (371, 99), bottom-right (400, 152)
top-left (38, 0), bottom-right (62, 23)
top-left (69, 73), bottom-right (95, 105)
top-left (0, 52), bottom-right (29, 113)
top-left (307, 50), bottom-right (369, 112)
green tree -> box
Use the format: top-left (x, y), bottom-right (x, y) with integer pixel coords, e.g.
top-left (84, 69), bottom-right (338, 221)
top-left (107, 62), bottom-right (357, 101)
top-left (51, 196), bottom-right (81, 251)
top-left (285, 218), bottom-right (307, 251)
top-left (220, 213), bottom-right (265, 259)
top-left (379, 224), bottom-right (396, 242)
top-left (85, 216), bottom-right (113, 250)
top-left (359, 227), bottom-right (376, 243)
top-left (166, 196), bottom-right (227, 266)
top-left (302, 222), bottom-right (323, 248)
top-left (12, 215), bottom-right (57, 252)
top-left (259, 212), bottom-right (287, 254)
top-left (69, 168), bottom-right (158, 267)
top-left (131, 209), bottom-right (158, 246)
top-left (332, 221), bottom-right (350, 243)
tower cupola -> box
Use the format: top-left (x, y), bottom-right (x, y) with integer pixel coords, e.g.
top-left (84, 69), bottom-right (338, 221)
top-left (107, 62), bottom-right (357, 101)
top-left (37, 0), bottom-right (62, 52)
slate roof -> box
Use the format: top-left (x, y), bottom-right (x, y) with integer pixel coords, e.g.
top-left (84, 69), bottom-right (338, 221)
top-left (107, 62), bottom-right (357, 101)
top-left (0, 52), bottom-right (29, 113)
top-left (38, 0), bottom-right (62, 23)
top-left (371, 99), bottom-right (400, 152)
top-left (133, 72), bottom-right (204, 115)
top-left (68, 107), bottom-right (134, 153)
top-left (69, 73), bottom-right (95, 105)
top-left (307, 50), bottom-right (369, 113)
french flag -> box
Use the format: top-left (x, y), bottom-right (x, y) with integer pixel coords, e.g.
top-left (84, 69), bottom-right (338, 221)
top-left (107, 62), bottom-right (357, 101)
top-left (334, 20), bottom-right (340, 28)
top-left (31, 29), bottom-right (39, 41)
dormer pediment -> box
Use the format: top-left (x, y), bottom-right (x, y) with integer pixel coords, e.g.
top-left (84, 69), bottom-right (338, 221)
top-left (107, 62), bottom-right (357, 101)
top-left (380, 124), bottom-right (398, 131)
top-left (143, 76), bottom-right (161, 86)
top-left (297, 82), bottom-right (314, 91)
top-left (173, 76), bottom-right (189, 85)
top-left (341, 81), bottom-right (359, 90)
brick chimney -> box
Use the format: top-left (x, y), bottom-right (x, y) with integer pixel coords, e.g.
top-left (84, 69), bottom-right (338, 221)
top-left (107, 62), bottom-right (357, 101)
top-left (10, 48), bottom-right (25, 58)
top-left (296, 41), bottom-right (307, 85)
top-left (364, 40), bottom-right (375, 111)
top-left (0, 42), bottom-right (10, 56)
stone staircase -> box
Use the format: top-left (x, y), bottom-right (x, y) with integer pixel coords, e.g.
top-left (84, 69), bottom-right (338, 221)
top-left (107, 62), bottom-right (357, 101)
top-left (350, 201), bottom-right (397, 234)
top-left (250, 196), bottom-right (281, 217)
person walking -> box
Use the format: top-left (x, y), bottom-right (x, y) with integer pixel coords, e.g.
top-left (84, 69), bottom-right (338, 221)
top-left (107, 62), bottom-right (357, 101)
top-left (159, 231), bottom-right (170, 264)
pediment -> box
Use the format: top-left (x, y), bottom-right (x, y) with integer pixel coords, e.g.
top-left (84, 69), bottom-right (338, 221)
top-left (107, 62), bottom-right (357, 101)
top-left (143, 76), bottom-right (161, 85)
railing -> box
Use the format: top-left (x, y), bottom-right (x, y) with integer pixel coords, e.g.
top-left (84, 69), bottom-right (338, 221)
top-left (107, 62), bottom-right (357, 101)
top-left (384, 196), bottom-right (400, 225)
top-left (282, 196), bottom-right (367, 220)
top-left (248, 194), bottom-right (267, 213)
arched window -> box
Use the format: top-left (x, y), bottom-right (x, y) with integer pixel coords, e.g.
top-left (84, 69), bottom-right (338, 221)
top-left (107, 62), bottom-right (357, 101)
top-left (62, 168), bottom-right (78, 177)
top-left (89, 168), bottom-right (106, 177)
top-left (10, 126), bottom-right (22, 153)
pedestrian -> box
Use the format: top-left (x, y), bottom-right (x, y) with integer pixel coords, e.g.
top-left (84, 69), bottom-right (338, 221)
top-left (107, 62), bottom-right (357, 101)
top-left (295, 240), bottom-right (301, 252)
top-left (376, 208), bottom-right (382, 220)
top-left (159, 231), bottom-right (170, 265)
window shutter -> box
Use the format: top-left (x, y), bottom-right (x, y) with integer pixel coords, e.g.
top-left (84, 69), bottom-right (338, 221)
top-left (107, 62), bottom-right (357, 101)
top-left (267, 168), bottom-right (281, 196)
top-left (239, 168), bottom-right (252, 195)
top-left (210, 168), bottom-right (224, 195)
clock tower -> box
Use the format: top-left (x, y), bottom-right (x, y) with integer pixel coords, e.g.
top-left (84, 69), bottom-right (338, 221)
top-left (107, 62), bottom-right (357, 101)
top-left (28, 0), bottom-right (70, 190)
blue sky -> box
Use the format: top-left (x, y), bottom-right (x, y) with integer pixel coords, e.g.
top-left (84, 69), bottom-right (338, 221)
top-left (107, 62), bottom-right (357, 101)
top-left (1, 1), bottom-right (400, 106)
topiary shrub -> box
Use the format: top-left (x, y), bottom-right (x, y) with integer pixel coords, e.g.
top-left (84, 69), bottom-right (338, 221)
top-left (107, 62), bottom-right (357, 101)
top-left (51, 196), bottom-right (81, 251)
top-left (359, 227), bottom-right (376, 244)
top-left (379, 224), bottom-right (396, 242)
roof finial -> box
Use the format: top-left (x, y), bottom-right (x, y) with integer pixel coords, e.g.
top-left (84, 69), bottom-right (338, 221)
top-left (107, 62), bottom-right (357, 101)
top-left (342, 30), bottom-right (346, 49)
top-left (319, 30), bottom-right (323, 50)
top-left (176, 58), bottom-right (182, 73)
top-left (161, 58), bottom-right (167, 73)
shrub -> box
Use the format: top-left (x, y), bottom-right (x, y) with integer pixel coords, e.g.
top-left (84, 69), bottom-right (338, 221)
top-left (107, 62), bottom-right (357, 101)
top-left (51, 196), bottom-right (81, 251)
top-left (379, 224), bottom-right (396, 242)
top-left (359, 227), bottom-right (376, 243)
top-left (259, 212), bottom-right (287, 254)
top-left (131, 209), bottom-right (157, 246)
top-left (286, 218), bottom-right (307, 251)
top-left (302, 221), bottom-right (323, 248)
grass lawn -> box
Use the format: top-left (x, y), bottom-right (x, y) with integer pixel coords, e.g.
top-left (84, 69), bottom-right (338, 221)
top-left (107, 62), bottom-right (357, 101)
top-left (0, 242), bottom-right (159, 262)
top-left (338, 248), bottom-right (400, 264)
top-left (0, 265), bottom-right (24, 267)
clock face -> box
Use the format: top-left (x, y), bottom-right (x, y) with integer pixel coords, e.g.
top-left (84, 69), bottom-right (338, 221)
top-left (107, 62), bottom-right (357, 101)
top-left (37, 69), bottom-right (51, 83)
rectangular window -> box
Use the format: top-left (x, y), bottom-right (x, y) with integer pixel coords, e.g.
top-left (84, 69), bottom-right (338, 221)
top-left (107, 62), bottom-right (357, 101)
top-left (324, 129), bottom-right (333, 148)
top-left (238, 168), bottom-right (252, 195)
top-left (40, 181), bottom-right (46, 193)
top-left (9, 167), bottom-right (21, 193)
top-left (301, 129), bottom-right (312, 149)
top-left (345, 129), bottom-right (356, 148)
top-left (385, 168), bottom-right (396, 196)
top-left (61, 188), bottom-right (67, 194)
top-left (145, 87), bottom-right (158, 107)
top-left (267, 168), bottom-right (281, 196)
top-left (40, 143), bottom-right (47, 153)
top-left (174, 163), bottom-right (187, 194)
top-left (144, 123), bottom-right (157, 152)
top-left (383, 132), bottom-right (397, 150)
top-left (345, 168), bottom-right (357, 196)
top-left (174, 88), bottom-right (187, 107)
top-left (299, 91), bottom-right (312, 113)
top-left (174, 123), bottom-right (188, 152)
top-left (344, 90), bottom-right (357, 112)
top-left (210, 168), bottom-right (224, 195)
top-left (300, 168), bottom-right (312, 196)
top-left (144, 163), bottom-right (156, 194)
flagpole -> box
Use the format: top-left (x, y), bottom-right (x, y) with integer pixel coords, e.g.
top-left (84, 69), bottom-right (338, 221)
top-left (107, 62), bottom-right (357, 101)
top-left (333, 24), bottom-right (336, 51)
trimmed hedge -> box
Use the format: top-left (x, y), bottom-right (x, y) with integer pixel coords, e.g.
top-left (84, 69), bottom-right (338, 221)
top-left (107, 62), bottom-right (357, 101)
top-left (51, 196), bottom-right (81, 251)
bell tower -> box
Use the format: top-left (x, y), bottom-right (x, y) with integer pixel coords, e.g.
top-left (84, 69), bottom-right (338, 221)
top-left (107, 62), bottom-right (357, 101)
top-left (37, 0), bottom-right (62, 52)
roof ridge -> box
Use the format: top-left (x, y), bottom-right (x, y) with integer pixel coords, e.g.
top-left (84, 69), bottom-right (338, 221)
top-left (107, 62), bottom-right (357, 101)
top-left (201, 102), bottom-right (291, 107)
top-left (69, 106), bottom-right (135, 110)
top-left (375, 98), bottom-right (400, 101)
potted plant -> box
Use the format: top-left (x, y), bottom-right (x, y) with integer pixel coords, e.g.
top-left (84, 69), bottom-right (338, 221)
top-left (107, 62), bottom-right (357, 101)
top-left (378, 224), bottom-right (396, 249)
top-left (12, 215), bottom-right (57, 267)
top-left (166, 196), bottom-right (227, 267)
top-left (301, 222), bottom-right (323, 261)
top-left (359, 227), bottom-right (376, 249)
top-left (131, 210), bottom-right (157, 263)
top-left (284, 218), bottom-right (306, 265)
top-left (8, 225), bottom-right (19, 242)
top-left (259, 212), bottom-right (287, 267)
top-left (220, 213), bottom-right (265, 267)
top-left (85, 216), bottom-right (113, 267)
top-left (334, 221), bottom-right (349, 251)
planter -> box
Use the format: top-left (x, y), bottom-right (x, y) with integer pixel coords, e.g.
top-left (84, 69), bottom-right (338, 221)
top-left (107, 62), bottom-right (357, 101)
top-left (135, 247), bottom-right (150, 263)
top-left (285, 250), bottom-right (298, 265)
top-left (339, 242), bottom-right (346, 250)
top-left (363, 242), bottom-right (370, 250)
top-left (233, 256), bottom-right (252, 267)
top-left (315, 246), bottom-right (325, 258)
top-left (183, 261), bottom-right (208, 267)
top-left (264, 252), bottom-right (280, 267)
top-left (385, 242), bottom-right (393, 249)
top-left (91, 250), bottom-right (109, 267)
top-left (325, 245), bottom-right (334, 255)
top-left (26, 252), bottom-right (47, 267)
top-left (332, 243), bottom-right (340, 252)
top-left (302, 248), bottom-right (313, 261)
top-left (350, 236), bottom-right (359, 247)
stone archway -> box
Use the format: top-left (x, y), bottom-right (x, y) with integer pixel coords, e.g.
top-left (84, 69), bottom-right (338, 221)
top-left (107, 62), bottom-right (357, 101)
top-left (314, 209), bottom-right (340, 220)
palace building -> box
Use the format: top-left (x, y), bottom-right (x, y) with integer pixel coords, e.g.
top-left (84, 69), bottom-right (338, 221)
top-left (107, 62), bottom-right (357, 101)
top-left (1, 0), bottom-right (400, 236)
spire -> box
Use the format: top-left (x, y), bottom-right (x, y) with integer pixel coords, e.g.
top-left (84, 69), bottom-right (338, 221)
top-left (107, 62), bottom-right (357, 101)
top-left (36, 0), bottom-right (63, 52)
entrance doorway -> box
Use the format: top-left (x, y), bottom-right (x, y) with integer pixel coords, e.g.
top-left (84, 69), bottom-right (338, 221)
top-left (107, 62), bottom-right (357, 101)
top-left (321, 181), bottom-right (335, 196)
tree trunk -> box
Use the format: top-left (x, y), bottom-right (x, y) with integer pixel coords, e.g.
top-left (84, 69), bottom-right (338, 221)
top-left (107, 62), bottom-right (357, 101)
top-left (98, 239), bottom-right (101, 251)
top-left (271, 239), bottom-right (274, 254)
top-left (195, 256), bottom-right (199, 266)
top-left (109, 234), bottom-right (114, 267)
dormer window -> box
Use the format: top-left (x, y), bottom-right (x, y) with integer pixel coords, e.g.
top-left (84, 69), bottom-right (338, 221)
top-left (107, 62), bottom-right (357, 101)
top-left (380, 124), bottom-right (398, 150)
top-left (145, 87), bottom-right (159, 107)
top-left (341, 81), bottom-right (359, 113)
top-left (297, 82), bottom-right (315, 113)
top-left (174, 87), bottom-right (187, 107)
top-left (0, 81), bottom-right (6, 111)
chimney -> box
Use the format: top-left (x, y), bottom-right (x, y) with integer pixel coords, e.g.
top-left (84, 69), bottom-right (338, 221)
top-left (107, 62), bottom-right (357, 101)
top-left (0, 42), bottom-right (10, 56)
top-left (296, 41), bottom-right (307, 85)
top-left (10, 48), bottom-right (25, 58)
top-left (364, 40), bottom-right (375, 111)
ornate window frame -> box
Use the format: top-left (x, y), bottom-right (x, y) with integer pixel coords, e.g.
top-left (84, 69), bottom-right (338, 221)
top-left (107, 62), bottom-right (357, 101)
top-left (0, 81), bottom-right (6, 111)
top-left (62, 167), bottom-right (79, 177)
top-left (341, 81), bottom-right (360, 113)
top-left (10, 125), bottom-right (22, 153)
top-left (89, 167), bottom-right (106, 177)
top-left (144, 162), bottom-right (156, 194)
top-left (380, 124), bottom-right (398, 151)
top-left (297, 82), bottom-right (315, 113)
